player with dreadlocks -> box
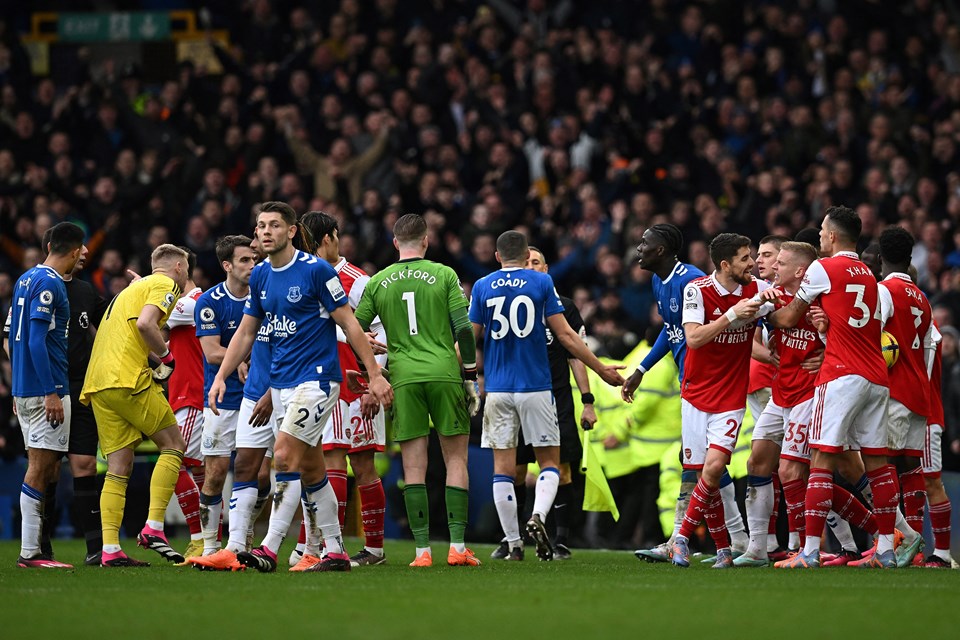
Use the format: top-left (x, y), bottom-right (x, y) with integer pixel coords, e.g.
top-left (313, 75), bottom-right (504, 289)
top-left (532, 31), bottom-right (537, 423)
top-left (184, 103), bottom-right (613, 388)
top-left (624, 224), bottom-right (748, 562)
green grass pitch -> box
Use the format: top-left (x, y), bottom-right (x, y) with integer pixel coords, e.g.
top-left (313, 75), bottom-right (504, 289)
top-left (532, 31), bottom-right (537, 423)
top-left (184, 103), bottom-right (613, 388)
top-left (0, 538), bottom-right (957, 639)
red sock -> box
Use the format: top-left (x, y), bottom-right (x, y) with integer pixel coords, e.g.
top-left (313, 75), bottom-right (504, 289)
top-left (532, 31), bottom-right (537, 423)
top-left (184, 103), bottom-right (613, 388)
top-left (705, 492), bottom-right (730, 551)
top-left (782, 477), bottom-right (806, 546)
top-left (929, 499), bottom-right (952, 551)
top-left (866, 465), bottom-right (899, 536)
top-left (900, 467), bottom-right (926, 533)
top-left (358, 479), bottom-right (386, 550)
top-left (328, 469), bottom-right (349, 528)
top-left (831, 485), bottom-right (877, 534)
top-left (768, 472), bottom-right (781, 535)
top-left (679, 478), bottom-right (718, 540)
top-left (175, 468), bottom-right (201, 536)
top-left (804, 468), bottom-right (833, 539)
top-left (192, 467), bottom-right (206, 493)
top-left (297, 520), bottom-right (306, 545)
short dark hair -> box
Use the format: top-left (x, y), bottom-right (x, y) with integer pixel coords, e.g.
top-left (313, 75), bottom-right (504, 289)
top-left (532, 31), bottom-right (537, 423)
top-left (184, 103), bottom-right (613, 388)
top-left (47, 222), bottom-right (84, 256)
top-left (496, 230), bottom-right (529, 263)
top-left (879, 226), bottom-right (915, 266)
top-left (794, 228), bottom-right (820, 247)
top-left (825, 205), bottom-right (861, 243)
top-left (215, 235), bottom-right (254, 265)
top-left (394, 213), bottom-right (427, 245)
top-left (298, 211), bottom-right (338, 255)
top-left (259, 201), bottom-right (297, 225)
top-left (709, 233), bottom-right (751, 267)
top-left (648, 223), bottom-right (684, 256)
top-left (178, 245), bottom-right (197, 280)
top-left (528, 245), bottom-right (546, 264)
top-left (759, 234), bottom-right (790, 250)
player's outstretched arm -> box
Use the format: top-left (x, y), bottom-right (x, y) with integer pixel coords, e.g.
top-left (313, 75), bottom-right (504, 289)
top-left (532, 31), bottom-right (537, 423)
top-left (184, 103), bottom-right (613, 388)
top-left (331, 305), bottom-right (393, 408)
top-left (766, 291), bottom-right (809, 329)
top-left (547, 313), bottom-right (625, 387)
top-left (684, 297), bottom-right (761, 349)
top-left (210, 314), bottom-right (259, 414)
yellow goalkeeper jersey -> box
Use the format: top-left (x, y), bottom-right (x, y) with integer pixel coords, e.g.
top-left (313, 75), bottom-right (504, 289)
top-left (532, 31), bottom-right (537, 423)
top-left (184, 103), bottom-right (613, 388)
top-left (80, 274), bottom-right (180, 402)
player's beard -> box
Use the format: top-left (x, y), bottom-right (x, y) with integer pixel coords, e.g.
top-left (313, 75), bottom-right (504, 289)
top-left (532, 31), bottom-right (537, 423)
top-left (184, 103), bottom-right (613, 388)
top-left (266, 235), bottom-right (289, 255)
top-left (733, 268), bottom-right (753, 287)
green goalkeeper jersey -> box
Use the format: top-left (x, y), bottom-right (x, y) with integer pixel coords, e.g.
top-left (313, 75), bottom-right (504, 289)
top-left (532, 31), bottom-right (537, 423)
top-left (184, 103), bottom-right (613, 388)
top-left (355, 258), bottom-right (468, 387)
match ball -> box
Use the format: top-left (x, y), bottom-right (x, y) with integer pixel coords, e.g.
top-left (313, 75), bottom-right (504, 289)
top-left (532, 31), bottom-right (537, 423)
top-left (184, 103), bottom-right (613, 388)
top-left (881, 331), bottom-right (899, 368)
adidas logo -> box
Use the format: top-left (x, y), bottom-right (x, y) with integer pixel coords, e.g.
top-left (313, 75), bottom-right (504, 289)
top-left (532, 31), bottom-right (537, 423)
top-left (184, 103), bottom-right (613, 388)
top-left (789, 444), bottom-right (799, 452)
top-left (713, 307), bottom-right (722, 316)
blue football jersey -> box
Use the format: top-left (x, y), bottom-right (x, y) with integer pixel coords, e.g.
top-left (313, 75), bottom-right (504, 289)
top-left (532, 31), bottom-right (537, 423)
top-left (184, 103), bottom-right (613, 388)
top-left (643, 261), bottom-right (705, 383)
top-left (243, 316), bottom-right (272, 402)
top-left (10, 265), bottom-right (70, 397)
top-left (195, 282), bottom-right (247, 410)
top-left (469, 267), bottom-right (564, 393)
top-left (244, 251), bottom-right (347, 391)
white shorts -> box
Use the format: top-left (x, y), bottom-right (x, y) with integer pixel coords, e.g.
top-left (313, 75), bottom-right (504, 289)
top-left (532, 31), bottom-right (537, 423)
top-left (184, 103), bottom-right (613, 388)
top-left (175, 406), bottom-right (204, 465)
top-left (236, 395), bottom-right (284, 457)
top-left (680, 399), bottom-right (744, 469)
top-left (16, 395), bottom-right (71, 453)
top-left (275, 381), bottom-right (339, 447)
top-left (747, 387), bottom-right (771, 424)
top-left (481, 390), bottom-right (559, 450)
top-left (752, 398), bottom-right (786, 444)
top-left (887, 399), bottom-right (926, 457)
top-left (201, 408), bottom-right (240, 457)
top-left (322, 397), bottom-right (386, 452)
top-left (810, 375), bottom-right (889, 455)
top-left (923, 424), bottom-right (943, 476)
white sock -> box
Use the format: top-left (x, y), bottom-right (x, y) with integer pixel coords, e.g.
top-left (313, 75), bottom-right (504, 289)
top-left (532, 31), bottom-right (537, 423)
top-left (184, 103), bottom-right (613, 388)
top-left (672, 481), bottom-right (696, 540)
top-left (826, 510), bottom-right (857, 552)
top-left (226, 483), bottom-right (258, 553)
top-left (745, 479), bottom-right (773, 557)
top-left (146, 519), bottom-right (164, 531)
top-left (895, 507), bottom-right (919, 541)
top-left (767, 533), bottom-right (779, 553)
top-left (304, 477), bottom-right (344, 557)
top-left (450, 542), bottom-right (466, 553)
top-left (877, 533), bottom-right (895, 554)
top-left (365, 546), bottom-right (384, 557)
top-left (803, 535), bottom-right (821, 556)
top-left (533, 467), bottom-right (560, 520)
top-left (415, 546), bottom-right (431, 557)
top-left (720, 481), bottom-right (748, 549)
top-left (788, 531), bottom-right (800, 549)
top-left (300, 498), bottom-right (322, 556)
top-left (199, 493), bottom-right (223, 555)
top-left (19, 484), bottom-right (43, 558)
top-left (934, 549), bottom-right (952, 561)
top-left (262, 473), bottom-right (302, 555)
top-left (493, 476), bottom-right (521, 544)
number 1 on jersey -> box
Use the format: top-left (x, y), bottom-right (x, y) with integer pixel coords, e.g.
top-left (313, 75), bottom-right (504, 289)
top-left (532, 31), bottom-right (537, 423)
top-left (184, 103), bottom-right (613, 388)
top-left (402, 291), bottom-right (418, 335)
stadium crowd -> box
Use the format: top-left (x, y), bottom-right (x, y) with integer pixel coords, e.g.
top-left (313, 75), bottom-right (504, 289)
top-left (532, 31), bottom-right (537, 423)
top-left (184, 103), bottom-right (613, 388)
top-left (2, 0), bottom-right (960, 548)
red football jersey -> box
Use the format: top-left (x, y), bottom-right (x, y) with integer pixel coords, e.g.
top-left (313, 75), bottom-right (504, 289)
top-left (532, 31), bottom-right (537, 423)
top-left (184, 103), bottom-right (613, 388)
top-left (879, 273), bottom-right (935, 417)
top-left (681, 273), bottom-right (771, 413)
top-left (335, 258), bottom-right (371, 404)
top-left (748, 359), bottom-right (776, 393)
top-left (796, 252), bottom-right (887, 388)
top-left (167, 287), bottom-right (204, 411)
top-left (772, 292), bottom-right (822, 408)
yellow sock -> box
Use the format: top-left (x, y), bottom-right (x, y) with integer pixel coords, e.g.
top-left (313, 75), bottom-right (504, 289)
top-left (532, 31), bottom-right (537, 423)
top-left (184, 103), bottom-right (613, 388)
top-left (101, 473), bottom-right (129, 548)
top-left (148, 449), bottom-right (184, 524)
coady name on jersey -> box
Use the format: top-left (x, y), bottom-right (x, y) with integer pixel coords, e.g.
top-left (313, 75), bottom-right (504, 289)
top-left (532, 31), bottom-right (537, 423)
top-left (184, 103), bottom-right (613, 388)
top-left (490, 277), bottom-right (527, 289)
top-left (378, 269), bottom-right (438, 288)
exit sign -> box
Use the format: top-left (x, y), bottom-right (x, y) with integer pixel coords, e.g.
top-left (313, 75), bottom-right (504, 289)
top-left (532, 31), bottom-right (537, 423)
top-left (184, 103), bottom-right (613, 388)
top-left (58, 12), bottom-right (171, 42)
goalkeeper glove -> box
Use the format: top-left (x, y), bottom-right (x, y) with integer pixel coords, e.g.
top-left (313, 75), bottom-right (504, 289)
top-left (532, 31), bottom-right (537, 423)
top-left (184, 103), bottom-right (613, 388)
top-left (151, 350), bottom-right (176, 382)
top-left (463, 366), bottom-right (480, 417)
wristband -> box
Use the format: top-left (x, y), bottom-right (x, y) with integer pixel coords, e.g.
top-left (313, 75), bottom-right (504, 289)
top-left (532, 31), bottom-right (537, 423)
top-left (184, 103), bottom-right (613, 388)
top-left (724, 308), bottom-right (738, 323)
top-left (581, 392), bottom-right (595, 405)
top-left (463, 367), bottom-right (478, 381)
top-left (160, 350), bottom-right (175, 365)
top-left (636, 365), bottom-right (647, 375)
